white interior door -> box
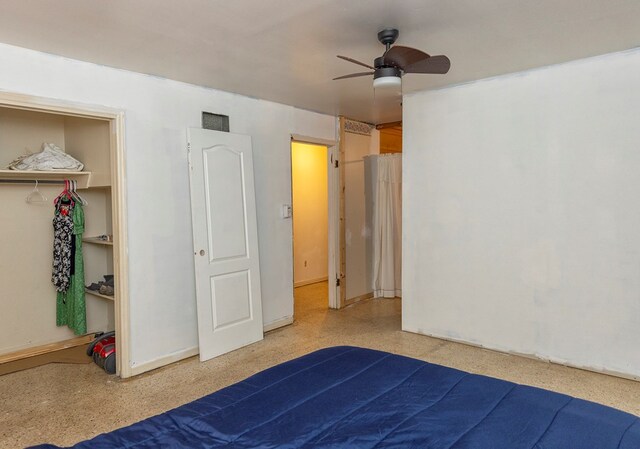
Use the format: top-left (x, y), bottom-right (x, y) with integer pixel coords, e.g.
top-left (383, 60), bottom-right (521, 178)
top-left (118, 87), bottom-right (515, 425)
top-left (188, 128), bottom-right (263, 361)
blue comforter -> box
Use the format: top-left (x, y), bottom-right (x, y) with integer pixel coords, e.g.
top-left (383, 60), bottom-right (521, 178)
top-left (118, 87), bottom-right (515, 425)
top-left (33, 346), bottom-right (640, 448)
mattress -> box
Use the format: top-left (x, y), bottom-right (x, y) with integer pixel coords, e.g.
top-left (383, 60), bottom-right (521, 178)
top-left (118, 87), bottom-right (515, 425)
top-left (32, 346), bottom-right (640, 448)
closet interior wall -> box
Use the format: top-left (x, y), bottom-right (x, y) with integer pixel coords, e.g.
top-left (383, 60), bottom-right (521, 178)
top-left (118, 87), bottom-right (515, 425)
top-left (0, 106), bottom-right (114, 355)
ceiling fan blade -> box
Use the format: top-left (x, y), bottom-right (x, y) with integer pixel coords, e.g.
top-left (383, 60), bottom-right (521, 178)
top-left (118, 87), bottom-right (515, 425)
top-left (337, 55), bottom-right (374, 70)
top-left (404, 55), bottom-right (451, 74)
top-left (383, 45), bottom-right (430, 70)
top-left (333, 72), bottom-right (374, 80)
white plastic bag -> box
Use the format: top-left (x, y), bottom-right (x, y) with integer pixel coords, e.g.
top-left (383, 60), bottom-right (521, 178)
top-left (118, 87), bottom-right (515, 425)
top-left (6, 143), bottom-right (84, 171)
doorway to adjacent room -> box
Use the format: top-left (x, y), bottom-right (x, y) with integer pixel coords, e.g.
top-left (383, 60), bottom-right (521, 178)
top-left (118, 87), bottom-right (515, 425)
top-left (290, 141), bottom-right (330, 318)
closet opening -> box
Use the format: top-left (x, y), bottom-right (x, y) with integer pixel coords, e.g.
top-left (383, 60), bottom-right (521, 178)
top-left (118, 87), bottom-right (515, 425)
top-left (0, 93), bottom-right (129, 378)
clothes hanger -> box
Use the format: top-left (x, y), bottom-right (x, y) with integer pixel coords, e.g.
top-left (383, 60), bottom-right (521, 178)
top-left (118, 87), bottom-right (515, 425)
top-left (68, 180), bottom-right (88, 206)
top-left (54, 180), bottom-right (75, 211)
top-left (77, 180), bottom-right (88, 206)
top-left (25, 180), bottom-right (48, 204)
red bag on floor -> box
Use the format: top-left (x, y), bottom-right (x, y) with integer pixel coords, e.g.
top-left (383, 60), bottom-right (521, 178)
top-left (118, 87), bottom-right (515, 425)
top-left (86, 331), bottom-right (116, 374)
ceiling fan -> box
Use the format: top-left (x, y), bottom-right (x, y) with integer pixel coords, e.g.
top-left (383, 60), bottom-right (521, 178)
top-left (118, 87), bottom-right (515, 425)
top-left (333, 28), bottom-right (451, 89)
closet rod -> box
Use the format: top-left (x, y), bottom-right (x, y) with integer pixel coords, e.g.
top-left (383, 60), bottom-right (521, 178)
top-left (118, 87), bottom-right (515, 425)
top-left (0, 179), bottom-right (67, 185)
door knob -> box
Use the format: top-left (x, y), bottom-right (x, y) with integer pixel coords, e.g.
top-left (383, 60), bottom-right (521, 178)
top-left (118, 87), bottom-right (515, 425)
top-left (199, 250), bottom-right (205, 256)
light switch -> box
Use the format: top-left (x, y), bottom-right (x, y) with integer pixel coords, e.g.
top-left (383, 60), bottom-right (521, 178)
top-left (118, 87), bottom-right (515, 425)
top-left (281, 204), bottom-right (292, 219)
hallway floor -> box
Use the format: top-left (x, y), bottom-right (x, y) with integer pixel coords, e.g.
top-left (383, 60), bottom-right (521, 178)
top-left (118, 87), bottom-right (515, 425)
top-left (2, 282), bottom-right (639, 448)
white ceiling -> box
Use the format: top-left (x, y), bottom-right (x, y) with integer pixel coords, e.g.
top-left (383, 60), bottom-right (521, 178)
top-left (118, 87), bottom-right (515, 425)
top-left (0, 0), bottom-right (639, 124)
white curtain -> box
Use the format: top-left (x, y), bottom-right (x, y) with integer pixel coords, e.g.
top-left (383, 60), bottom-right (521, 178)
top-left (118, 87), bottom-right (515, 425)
top-left (373, 154), bottom-right (402, 298)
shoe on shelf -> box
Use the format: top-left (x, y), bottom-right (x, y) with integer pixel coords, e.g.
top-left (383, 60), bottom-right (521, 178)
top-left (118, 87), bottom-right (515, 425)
top-left (87, 275), bottom-right (116, 296)
top-left (99, 285), bottom-right (115, 296)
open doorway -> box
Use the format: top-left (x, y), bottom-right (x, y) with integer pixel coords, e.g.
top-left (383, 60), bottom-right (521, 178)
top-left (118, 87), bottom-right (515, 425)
top-left (290, 141), bottom-right (330, 318)
top-left (289, 118), bottom-right (402, 322)
top-left (338, 118), bottom-right (403, 307)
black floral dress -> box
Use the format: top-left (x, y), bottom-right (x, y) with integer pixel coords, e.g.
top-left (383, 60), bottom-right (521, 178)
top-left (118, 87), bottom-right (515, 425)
top-left (51, 206), bottom-right (74, 292)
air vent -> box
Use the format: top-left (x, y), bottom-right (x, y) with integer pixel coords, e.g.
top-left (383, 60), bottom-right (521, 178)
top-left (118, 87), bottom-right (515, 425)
top-left (202, 112), bottom-right (229, 132)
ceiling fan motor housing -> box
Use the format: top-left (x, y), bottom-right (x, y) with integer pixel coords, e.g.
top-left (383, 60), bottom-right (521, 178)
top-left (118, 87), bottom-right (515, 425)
top-left (374, 56), bottom-right (402, 80)
top-left (374, 66), bottom-right (401, 80)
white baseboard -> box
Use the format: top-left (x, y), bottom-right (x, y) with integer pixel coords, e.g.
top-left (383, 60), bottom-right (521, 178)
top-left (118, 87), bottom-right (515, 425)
top-left (263, 316), bottom-right (294, 333)
top-left (126, 317), bottom-right (296, 377)
top-left (294, 276), bottom-right (328, 288)
top-left (128, 346), bottom-right (199, 377)
top-left (403, 326), bottom-right (640, 382)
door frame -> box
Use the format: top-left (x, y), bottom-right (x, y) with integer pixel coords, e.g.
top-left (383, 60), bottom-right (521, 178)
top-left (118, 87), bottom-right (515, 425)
top-left (289, 134), bottom-right (339, 310)
top-left (0, 91), bottom-right (131, 378)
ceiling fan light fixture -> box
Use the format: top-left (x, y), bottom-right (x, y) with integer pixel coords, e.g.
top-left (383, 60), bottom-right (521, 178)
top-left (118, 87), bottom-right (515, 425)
top-left (373, 75), bottom-right (402, 90)
top-left (373, 66), bottom-right (402, 91)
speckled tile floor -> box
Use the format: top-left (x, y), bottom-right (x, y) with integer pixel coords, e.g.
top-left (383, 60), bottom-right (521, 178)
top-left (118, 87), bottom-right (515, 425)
top-left (2, 281), bottom-right (639, 448)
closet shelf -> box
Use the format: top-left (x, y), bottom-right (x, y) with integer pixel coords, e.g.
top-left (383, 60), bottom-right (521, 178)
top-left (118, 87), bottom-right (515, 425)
top-left (82, 237), bottom-right (113, 246)
top-left (85, 289), bottom-right (114, 302)
top-left (0, 169), bottom-right (92, 188)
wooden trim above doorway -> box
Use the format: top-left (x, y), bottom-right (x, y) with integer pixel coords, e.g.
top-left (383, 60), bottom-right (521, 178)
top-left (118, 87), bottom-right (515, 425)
top-left (290, 134), bottom-right (337, 147)
top-left (375, 121), bottom-right (402, 130)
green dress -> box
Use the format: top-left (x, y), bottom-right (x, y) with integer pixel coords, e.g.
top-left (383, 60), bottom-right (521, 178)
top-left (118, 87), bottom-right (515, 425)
top-left (56, 204), bottom-right (87, 335)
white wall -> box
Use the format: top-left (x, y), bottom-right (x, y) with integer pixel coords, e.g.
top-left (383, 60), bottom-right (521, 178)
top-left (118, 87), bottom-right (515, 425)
top-left (403, 48), bottom-right (640, 378)
top-left (0, 43), bottom-right (335, 371)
